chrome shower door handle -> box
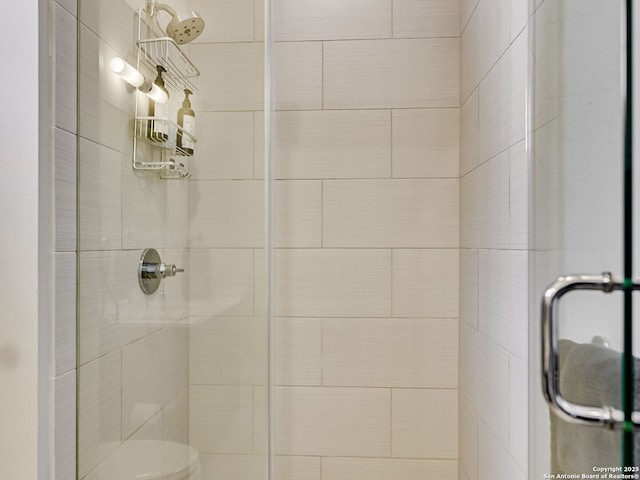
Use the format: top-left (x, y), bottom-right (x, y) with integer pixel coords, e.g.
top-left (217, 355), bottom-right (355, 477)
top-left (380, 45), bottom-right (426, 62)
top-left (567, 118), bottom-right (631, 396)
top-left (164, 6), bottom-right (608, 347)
top-left (541, 272), bottom-right (628, 428)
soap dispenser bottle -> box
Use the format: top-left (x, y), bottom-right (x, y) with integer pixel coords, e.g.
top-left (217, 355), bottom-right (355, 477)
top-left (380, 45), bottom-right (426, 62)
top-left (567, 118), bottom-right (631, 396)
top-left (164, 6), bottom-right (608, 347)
top-left (177, 89), bottom-right (195, 155)
top-left (148, 65), bottom-right (169, 142)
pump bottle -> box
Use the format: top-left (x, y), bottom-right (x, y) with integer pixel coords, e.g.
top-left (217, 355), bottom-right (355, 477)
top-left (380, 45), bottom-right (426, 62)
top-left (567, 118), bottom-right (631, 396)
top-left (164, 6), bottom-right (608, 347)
top-left (177, 89), bottom-right (195, 155)
top-left (148, 66), bottom-right (169, 142)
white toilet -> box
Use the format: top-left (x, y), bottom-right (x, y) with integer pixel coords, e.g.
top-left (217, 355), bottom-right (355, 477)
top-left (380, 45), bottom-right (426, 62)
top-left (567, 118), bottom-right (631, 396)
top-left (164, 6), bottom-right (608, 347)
top-left (90, 440), bottom-right (201, 480)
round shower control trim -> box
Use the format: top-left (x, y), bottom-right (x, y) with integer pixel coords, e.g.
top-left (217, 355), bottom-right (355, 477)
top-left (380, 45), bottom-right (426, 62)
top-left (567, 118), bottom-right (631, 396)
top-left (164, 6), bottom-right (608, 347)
top-left (138, 248), bottom-right (184, 295)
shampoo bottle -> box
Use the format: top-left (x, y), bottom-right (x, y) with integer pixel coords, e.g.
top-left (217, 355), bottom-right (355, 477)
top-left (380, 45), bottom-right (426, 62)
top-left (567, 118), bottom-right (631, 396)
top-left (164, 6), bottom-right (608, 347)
top-left (177, 89), bottom-right (195, 156)
top-left (148, 65), bottom-right (169, 142)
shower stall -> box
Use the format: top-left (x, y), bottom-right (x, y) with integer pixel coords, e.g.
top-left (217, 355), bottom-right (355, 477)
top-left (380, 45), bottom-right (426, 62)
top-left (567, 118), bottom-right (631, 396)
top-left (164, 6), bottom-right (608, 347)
top-left (75, 0), bottom-right (460, 479)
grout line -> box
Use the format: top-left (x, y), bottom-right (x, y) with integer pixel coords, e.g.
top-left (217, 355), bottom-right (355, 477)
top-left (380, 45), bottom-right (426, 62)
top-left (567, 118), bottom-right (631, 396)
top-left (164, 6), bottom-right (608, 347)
top-left (389, 388), bottom-right (394, 456)
top-left (390, 249), bottom-right (394, 317)
top-left (320, 318), bottom-right (324, 386)
top-left (321, 42), bottom-right (325, 110)
top-left (252, 112), bottom-right (257, 179)
top-left (390, 0), bottom-right (394, 38)
top-left (320, 181), bottom-right (324, 247)
top-left (389, 109), bottom-right (394, 178)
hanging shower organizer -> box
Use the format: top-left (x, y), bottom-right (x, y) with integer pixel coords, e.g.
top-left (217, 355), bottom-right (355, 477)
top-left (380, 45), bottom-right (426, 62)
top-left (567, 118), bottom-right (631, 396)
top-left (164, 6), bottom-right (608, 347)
top-left (132, 8), bottom-right (200, 179)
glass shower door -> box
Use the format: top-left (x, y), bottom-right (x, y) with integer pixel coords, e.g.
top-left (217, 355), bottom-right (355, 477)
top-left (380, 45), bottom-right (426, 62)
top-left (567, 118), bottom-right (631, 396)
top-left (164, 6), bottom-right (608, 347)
top-left (530, 0), bottom-right (638, 476)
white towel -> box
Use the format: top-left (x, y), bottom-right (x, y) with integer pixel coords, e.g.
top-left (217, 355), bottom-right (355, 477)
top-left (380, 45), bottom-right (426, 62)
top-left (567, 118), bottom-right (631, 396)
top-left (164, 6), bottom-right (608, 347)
top-left (551, 339), bottom-right (640, 473)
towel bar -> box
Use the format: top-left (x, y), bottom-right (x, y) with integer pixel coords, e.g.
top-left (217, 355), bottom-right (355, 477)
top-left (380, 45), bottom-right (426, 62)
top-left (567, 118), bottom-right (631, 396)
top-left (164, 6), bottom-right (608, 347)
top-left (541, 272), bottom-right (640, 429)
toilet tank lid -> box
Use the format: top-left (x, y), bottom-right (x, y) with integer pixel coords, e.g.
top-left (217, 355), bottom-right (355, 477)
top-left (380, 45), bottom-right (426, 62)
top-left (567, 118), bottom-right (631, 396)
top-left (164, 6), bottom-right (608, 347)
top-left (91, 440), bottom-right (199, 480)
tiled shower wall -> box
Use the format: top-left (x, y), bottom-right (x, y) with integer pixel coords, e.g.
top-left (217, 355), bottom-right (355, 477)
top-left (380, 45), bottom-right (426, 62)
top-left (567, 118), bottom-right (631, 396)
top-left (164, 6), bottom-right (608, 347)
top-left (75, 0), bottom-right (191, 479)
top-left (186, 1), bottom-right (269, 477)
top-left (188, 1), bottom-right (460, 479)
top-left (48, 1), bottom-right (535, 480)
top-left (271, 1), bottom-right (461, 478)
top-left (458, 0), bottom-right (528, 479)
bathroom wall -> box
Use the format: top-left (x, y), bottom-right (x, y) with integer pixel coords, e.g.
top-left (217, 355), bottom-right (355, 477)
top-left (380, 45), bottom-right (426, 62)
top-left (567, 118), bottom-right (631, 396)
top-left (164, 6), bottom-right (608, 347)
top-left (271, 1), bottom-right (461, 479)
top-left (458, 1), bottom-right (528, 479)
top-left (0, 0), bottom-right (41, 478)
top-left (76, 0), bottom-right (191, 479)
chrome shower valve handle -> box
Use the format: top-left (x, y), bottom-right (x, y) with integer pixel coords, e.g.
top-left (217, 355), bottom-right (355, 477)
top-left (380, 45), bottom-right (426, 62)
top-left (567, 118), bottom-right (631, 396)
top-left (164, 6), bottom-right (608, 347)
top-left (142, 262), bottom-right (184, 279)
top-left (139, 248), bottom-right (184, 294)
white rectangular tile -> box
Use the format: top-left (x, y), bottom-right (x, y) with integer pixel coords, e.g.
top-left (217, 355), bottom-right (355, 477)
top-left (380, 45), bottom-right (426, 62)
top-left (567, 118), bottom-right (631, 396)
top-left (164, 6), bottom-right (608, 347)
top-left (275, 42), bottom-right (322, 110)
top-left (189, 249), bottom-right (255, 316)
top-left (160, 248), bottom-right (189, 323)
top-left (253, 386), bottom-right (268, 454)
top-left (189, 180), bottom-right (264, 248)
top-left (509, 140), bottom-right (528, 249)
top-left (460, 89), bottom-right (479, 175)
top-left (478, 250), bottom-right (528, 360)
top-left (276, 456), bottom-right (321, 480)
top-left (78, 138), bottom-right (122, 251)
top-left (189, 43), bottom-right (263, 112)
top-left (276, 387), bottom-right (390, 456)
top-left (460, 323), bottom-right (509, 448)
top-left (129, 410), bottom-right (162, 441)
top-left (392, 389), bottom-right (458, 459)
top-left (460, 0), bottom-right (510, 100)
top-left (460, 249), bottom-right (479, 329)
top-left (324, 180), bottom-right (459, 247)
top-left (322, 457), bottom-right (458, 480)
top-left (276, 318), bottom-right (322, 386)
top-left (199, 454), bottom-right (266, 480)
top-left (274, 180), bottom-right (322, 247)
top-left (54, 371), bottom-right (76, 480)
top-left (460, 150), bottom-right (510, 249)
top-left (460, 394), bottom-right (479, 480)
top-left (163, 387), bottom-right (189, 445)
top-left (57, 0), bottom-right (77, 16)
top-left (164, 180), bottom-right (190, 249)
top-left (509, 355), bottom-right (528, 472)
top-left (323, 318), bottom-right (457, 388)
top-left (78, 23), bottom-right (134, 122)
top-left (255, 0), bottom-right (265, 41)
top-left (254, 112), bottom-right (265, 179)
top-left (510, 0), bottom-right (528, 42)
top-left (78, 96), bottom-right (132, 157)
top-left (478, 32), bottom-right (527, 162)
top-left (189, 316), bottom-right (266, 385)
top-left (478, 423), bottom-right (526, 480)
top-left (78, 250), bottom-right (163, 365)
top-left (392, 109), bottom-right (459, 178)
top-left (54, 253), bottom-right (76, 376)
top-left (393, 0), bottom-right (459, 38)
top-left (121, 157), bottom-right (166, 250)
top-left (79, 0), bottom-right (135, 57)
top-left (274, 249), bottom-right (391, 317)
top-left (55, 3), bottom-right (77, 133)
top-left (189, 112), bottom-right (254, 180)
top-left (324, 39), bottom-right (459, 109)
top-left (274, 110), bottom-right (391, 179)
top-left (78, 351), bottom-right (122, 479)
top-left (190, 385), bottom-right (254, 454)
top-left (273, 0), bottom-right (391, 41)
top-left (460, 0), bottom-right (479, 33)
top-left (392, 249), bottom-right (459, 318)
top-left (190, 0), bottom-right (254, 43)
top-left (54, 128), bottom-right (77, 252)
top-left (254, 248), bottom-right (267, 317)
top-left (122, 327), bottom-right (188, 438)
